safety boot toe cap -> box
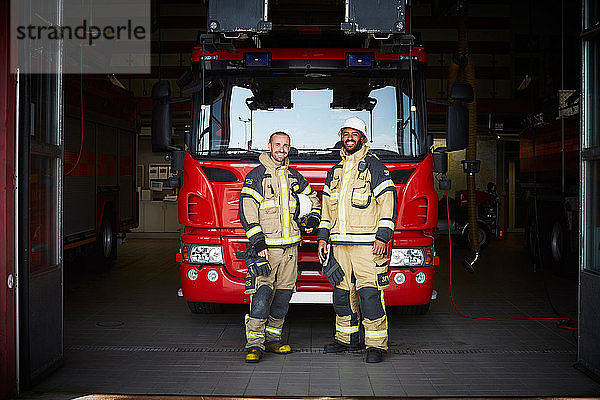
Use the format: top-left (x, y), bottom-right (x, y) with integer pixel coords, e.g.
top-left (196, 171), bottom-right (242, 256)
top-left (265, 342), bottom-right (292, 354)
top-left (245, 348), bottom-right (263, 363)
top-left (365, 347), bottom-right (385, 363)
top-left (323, 342), bottom-right (361, 353)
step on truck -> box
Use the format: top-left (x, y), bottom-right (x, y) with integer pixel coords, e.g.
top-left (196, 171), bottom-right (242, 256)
top-left (151, 0), bottom-right (471, 314)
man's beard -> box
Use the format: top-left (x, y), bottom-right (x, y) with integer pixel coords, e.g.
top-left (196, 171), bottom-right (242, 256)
top-left (344, 139), bottom-right (363, 154)
top-left (270, 152), bottom-right (286, 163)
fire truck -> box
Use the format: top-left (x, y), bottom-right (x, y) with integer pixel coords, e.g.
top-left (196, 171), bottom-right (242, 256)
top-left (62, 75), bottom-right (139, 266)
top-left (151, 0), bottom-right (470, 313)
top-left (520, 109), bottom-right (579, 275)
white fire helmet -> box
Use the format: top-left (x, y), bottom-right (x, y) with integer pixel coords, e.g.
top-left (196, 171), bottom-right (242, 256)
top-left (297, 193), bottom-right (312, 218)
top-left (338, 116), bottom-right (367, 137)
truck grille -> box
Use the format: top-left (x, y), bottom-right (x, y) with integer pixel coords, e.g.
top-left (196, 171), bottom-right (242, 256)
top-left (298, 262), bottom-right (322, 271)
top-left (299, 242), bottom-right (318, 253)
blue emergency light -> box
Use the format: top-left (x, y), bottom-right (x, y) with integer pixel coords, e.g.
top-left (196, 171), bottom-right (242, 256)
top-left (347, 53), bottom-right (373, 67)
top-left (245, 53), bottom-right (271, 67)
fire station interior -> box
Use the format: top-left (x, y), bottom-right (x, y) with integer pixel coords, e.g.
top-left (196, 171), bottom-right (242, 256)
top-left (3, 0), bottom-right (600, 398)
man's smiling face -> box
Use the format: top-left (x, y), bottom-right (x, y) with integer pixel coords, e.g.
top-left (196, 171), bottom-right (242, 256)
top-left (341, 128), bottom-right (364, 154)
top-left (268, 133), bottom-right (290, 164)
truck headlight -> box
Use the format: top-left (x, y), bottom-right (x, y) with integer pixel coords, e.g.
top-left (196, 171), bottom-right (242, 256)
top-left (182, 244), bottom-right (224, 265)
top-left (393, 272), bottom-right (406, 285)
top-left (187, 268), bottom-right (198, 281)
top-left (389, 248), bottom-right (426, 267)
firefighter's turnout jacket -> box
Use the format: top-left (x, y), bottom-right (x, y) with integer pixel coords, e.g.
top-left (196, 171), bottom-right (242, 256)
top-left (316, 144), bottom-right (398, 351)
top-left (239, 152), bottom-right (320, 350)
top-left (316, 145), bottom-right (398, 246)
top-left (239, 152), bottom-right (321, 253)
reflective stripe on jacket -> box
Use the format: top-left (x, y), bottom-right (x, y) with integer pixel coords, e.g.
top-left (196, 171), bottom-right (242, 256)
top-left (239, 153), bottom-right (321, 252)
top-left (317, 145), bottom-right (398, 245)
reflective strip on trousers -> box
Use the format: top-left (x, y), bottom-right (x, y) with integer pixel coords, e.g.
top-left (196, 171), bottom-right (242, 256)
top-left (364, 330), bottom-right (388, 338)
top-left (265, 326), bottom-right (281, 335)
top-left (336, 324), bottom-right (359, 333)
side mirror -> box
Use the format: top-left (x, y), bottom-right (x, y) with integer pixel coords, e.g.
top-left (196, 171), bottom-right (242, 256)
top-left (446, 101), bottom-right (468, 151)
top-left (450, 82), bottom-right (474, 102)
top-left (432, 149), bottom-right (448, 174)
top-left (433, 149), bottom-right (451, 190)
top-left (166, 149), bottom-right (185, 188)
top-left (151, 103), bottom-right (172, 152)
top-left (445, 82), bottom-right (473, 152)
top-left (152, 80), bottom-right (170, 98)
top-left (176, 70), bottom-right (193, 89)
top-left (151, 81), bottom-right (173, 153)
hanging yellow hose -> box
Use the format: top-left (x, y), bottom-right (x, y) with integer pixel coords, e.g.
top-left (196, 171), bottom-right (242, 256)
top-left (449, 2), bottom-right (480, 260)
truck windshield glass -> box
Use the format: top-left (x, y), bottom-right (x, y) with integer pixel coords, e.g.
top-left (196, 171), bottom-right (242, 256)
top-left (192, 74), bottom-right (427, 160)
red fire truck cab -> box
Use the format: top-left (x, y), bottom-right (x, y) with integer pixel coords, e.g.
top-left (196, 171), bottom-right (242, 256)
top-left (151, 0), bottom-right (470, 314)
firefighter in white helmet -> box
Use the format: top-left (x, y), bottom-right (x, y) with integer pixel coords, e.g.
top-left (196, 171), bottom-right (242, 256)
top-left (317, 116), bottom-right (398, 363)
top-left (239, 131), bottom-right (321, 363)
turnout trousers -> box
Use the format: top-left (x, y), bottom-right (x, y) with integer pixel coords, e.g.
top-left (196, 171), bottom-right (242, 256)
top-left (331, 244), bottom-right (389, 350)
top-left (245, 246), bottom-right (298, 350)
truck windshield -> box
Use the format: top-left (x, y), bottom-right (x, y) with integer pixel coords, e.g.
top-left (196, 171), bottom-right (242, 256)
top-left (191, 73), bottom-right (427, 160)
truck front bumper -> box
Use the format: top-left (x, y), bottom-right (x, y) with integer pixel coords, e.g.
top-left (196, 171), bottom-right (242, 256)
top-left (179, 262), bottom-right (435, 306)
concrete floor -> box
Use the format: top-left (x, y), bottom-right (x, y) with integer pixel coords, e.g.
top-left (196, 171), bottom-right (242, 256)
top-left (21, 234), bottom-right (600, 398)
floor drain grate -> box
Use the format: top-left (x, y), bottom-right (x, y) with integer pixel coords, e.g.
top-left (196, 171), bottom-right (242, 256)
top-left (95, 321), bottom-right (125, 327)
top-left (65, 345), bottom-right (575, 355)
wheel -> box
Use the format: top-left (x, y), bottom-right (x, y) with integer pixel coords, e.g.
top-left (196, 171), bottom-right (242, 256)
top-left (464, 222), bottom-right (490, 249)
top-left (391, 303), bottom-right (430, 315)
top-left (187, 301), bottom-right (223, 314)
top-left (97, 212), bottom-right (117, 265)
top-left (542, 215), bottom-right (577, 276)
top-left (550, 221), bottom-right (564, 266)
top-left (526, 215), bottom-right (538, 263)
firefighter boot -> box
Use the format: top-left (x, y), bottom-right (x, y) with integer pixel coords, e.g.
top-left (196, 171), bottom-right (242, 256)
top-left (265, 342), bottom-right (292, 354)
top-left (365, 347), bottom-right (385, 363)
top-left (323, 341), bottom-right (361, 353)
top-left (245, 347), bottom-right (263, 363)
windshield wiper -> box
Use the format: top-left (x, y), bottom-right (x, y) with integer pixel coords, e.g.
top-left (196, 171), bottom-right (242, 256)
top-left (221, 148), bottom-right (261, 160)
top-left (224, 147), bottom-right (261, 154)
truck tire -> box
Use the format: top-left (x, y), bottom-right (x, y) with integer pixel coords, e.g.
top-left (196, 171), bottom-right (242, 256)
top-left (392, 303), bottom-right (430, 315)
top-left (97, 212), bottom-right (117, 264)
top-left (542, 213), bottom-right (576, 276)
top-left (526, 216), bottom-right (538, 263)
top-left (463, 222), bottom-right (490, 249)
top-left (187, 301), bottom-right (223, 314)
